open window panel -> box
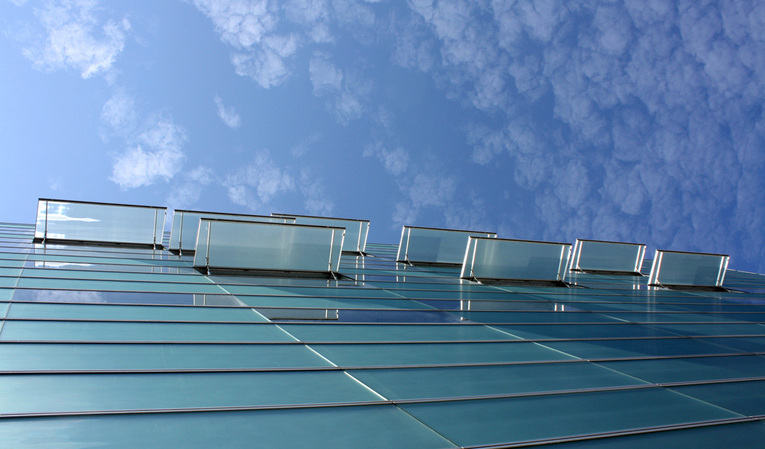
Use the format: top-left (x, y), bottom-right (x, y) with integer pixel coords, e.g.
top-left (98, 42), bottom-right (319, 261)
top-left (271, 213), bottom-right (370, 254)
top-left (169, 210), bottom-right (295, 254)
top-left (461, 237), bottom-right (571, 287)
top-left (34, 199), bottom-right (166, 249)
top-left (647, 249), bottom-right (730, 291)
top-left (569, 239), bottom-right (646, 275)
top-left (192, 219), bottom-right (345, 279)
top-left (397, 226), bottom-right (497, 266)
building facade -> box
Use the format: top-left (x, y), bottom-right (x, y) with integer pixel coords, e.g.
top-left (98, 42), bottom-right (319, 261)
top-left (2, 199), bottom-right (765, 447)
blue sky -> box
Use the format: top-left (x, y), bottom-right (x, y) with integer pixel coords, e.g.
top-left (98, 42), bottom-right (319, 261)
top-left (1, 0), bottom-right (764, 273)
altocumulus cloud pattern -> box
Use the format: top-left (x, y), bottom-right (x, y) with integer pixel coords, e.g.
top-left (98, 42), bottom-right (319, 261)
top-left (1, 0), bottom-right (764, 273)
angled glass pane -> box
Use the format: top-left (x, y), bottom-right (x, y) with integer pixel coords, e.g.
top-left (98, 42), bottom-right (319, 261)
top-left (648, 250), bottom-right (729, 287)
top-left (169, 210), bottom-right (294, 253)
top-left (0, 343), bottom-right (332, 371)
top-left (569, 239), bottom-right (646, 273)
top-left (34, 199), bottom-right (166, 247)
top-left (193, 219), bottom-right (345, 276)
top-left (0, 371), bottom-right (382, 414)
top-left (273, 213), bottom-right (370, 253)
top-left (397, 226), bottom-right (496, 265)
top-left (461, 237), bottom-right (571, 283)
top-left (401, 388), bottom-right (740, 447)
top-left (0, 405), bottom-right (454, 449)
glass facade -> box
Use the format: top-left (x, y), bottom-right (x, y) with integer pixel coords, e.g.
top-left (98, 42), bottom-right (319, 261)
top-left (2, 207), bottom-right (765, 447)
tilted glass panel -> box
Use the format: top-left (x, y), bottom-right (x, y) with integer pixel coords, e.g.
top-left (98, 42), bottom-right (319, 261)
top-left (0, 405), bottom-right (454, 449)
top-left (169, 210), bottom-right (294, 253)
top-left (193, 219), bottom-right (345, 276)
top-left (34, 199), bottom-right (166, 247)
top-left (569, 239), bottom-right (646, 273)
top-left (648, 250), bottom-right (729, 287)
top-left (397, 226), bottom-right (496, 265)
top-left (401, 388), bottom-right (740, 448)
top-left (461, 237), bottom-right (571, 283)
top-left (272, 213), bottom-right (370, 253)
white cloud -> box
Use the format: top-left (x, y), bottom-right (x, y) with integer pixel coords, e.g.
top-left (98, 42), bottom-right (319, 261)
top-left (309, 53), bottom-right (343, 94)
top-left (110, 117), bottom-right (187, 189)
top-left (214, 95), bottom-right (241, 128)
top-left (299, 170), bottom-right (334, 216)
top-left (223, 151), bottom-right (295, 209)
top-left (363, 141), bottom-right (409, 175)
top-left (101, 90), bottom-right (136, 131)
top-left (167, 166), bottom-right (215, 210)
top-left (24, 0), bottom-right (130, 79)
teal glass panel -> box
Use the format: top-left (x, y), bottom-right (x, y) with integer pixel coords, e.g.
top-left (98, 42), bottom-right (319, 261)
top-left (272, 213), bottom-right (370, 253)
top-left (494, 323), bottom-right (675, 340)
top-left (280, 323), bottom-right (520, 342)
top-left (35, 199), bottom-right (166, 247)
top-left (0, 405), bottom-right (453, 449)
top-left (528, 421), bottom-right (765, 449)
top-left (6, 302), bottom-right (267, 322)
top-left (648, 249), bottom-right (729, 287)
top-left (598, 355), bottom-right (765, 383)
top-left (0, 321), bottom-right (293, 342)
top-left (397, 226), bottom-right (496, 265)
top-left (16, 277), bottom-right (231, 294)
top-left (461, 237), bottom-right (570, 282)
top-left (235, 295), bottom-right (424, 310)
top-left (402, 388), bottom-right (740, 447)
top-left (310, 341), bottom-right (576, 367)
top-left (169, 210), bottom-right (294, 253)
top-left (570, 239), bottom-right (645, 273)
top-left (0, 371), bottom-right (382, 414)
top-left (0, 267), bottom-right (22, 277)
top-left (20, 267), bottom-right (211, 284)
top-left (700, 336), bottom-right (765, 352)
top-left (672, 380), bottom-right (765, 416)
top-left (12, 289), bottom-right (227, 305)
top-left (645, 322), bottom-right (765, 336)
top-left (458, 310), bottom-right (624, 324)
top-left (543, 338), bottom-right (743, 360)
top-left (222, 284), bottom-right (402, 298)
top-left (350, 362), bottom-right (645, 400)
top-left (0, 343), bottom-right (332, 371)
top-left (0, 300), bottom-right (8, 317)
top-left (193, 219), bottom-right (345, 275)
top-left (24, 253), bottom-right (192, 268)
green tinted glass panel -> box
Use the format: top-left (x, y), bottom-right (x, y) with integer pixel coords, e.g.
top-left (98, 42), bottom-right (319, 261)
top-left (528, 421), bottom-right (765, 449)
top-left (494, 323), bottom-right (675, 340)
top-left (6, 302), bottom-right (266, 322)
top-left (462, 237), bottom-right (570, 282)
top-left (35, 199), bottom-right (165, 247)
top-left (570, 239), bottom-right (645, 273)
top-left (169, 210), bottom-right (293, 252)
top-left (402, 388), bottom-right (740, 447)
top-left (599, 355), bottom-right (765, 383)
top-left (193, 219), bottom-right (344, 274)
top-left (544, 338), bottom-right (743, 359)
top-left (0, 405), bottom-right (454, 449)
top-left (0, 371), bottom-right (381, 414)
top-left (280, 323), bottom-right (519, 342)
top-left (273, 213), bottom-right (369, 253)
top-left (648, 250), bottom-right (729, 287)
top-left (0, 343), bottom-right (331, 371)
top-left (310, 341), bottom-right (576, 367)
top-left (397, 226), bottom-right (496, 265)
top-left (350, 362), bottom-right (645, 400)
top-left (672, 380), bottom-right (765, 416)
top-left (0, 321), bottom-right (293, 342)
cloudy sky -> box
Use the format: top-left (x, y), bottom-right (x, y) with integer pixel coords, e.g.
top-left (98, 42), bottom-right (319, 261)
top-left (1, 0), bottom-right (764, 273)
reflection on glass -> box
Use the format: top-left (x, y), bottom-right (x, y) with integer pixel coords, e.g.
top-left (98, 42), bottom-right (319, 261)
top-left (569, 239), bottom-right (646, 274)
top-left (12, 289), bottom-right (196, 305)
top-left (35, 199), bottom-right (166, 248)
top-left (169, 210), bottom-right (294, 254)
top-left (397, 226), bottom-right (496, 265)
top-left (648, 250), bottom-right (729, 288)
top-left (272, 213), bottom-right (370, 253)
top-left (193, 219), bottom-right (345, 277)
top-left (461, 237), bottom-right (570, 284)
top-left (257, 308), bottom-right (339, 320)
